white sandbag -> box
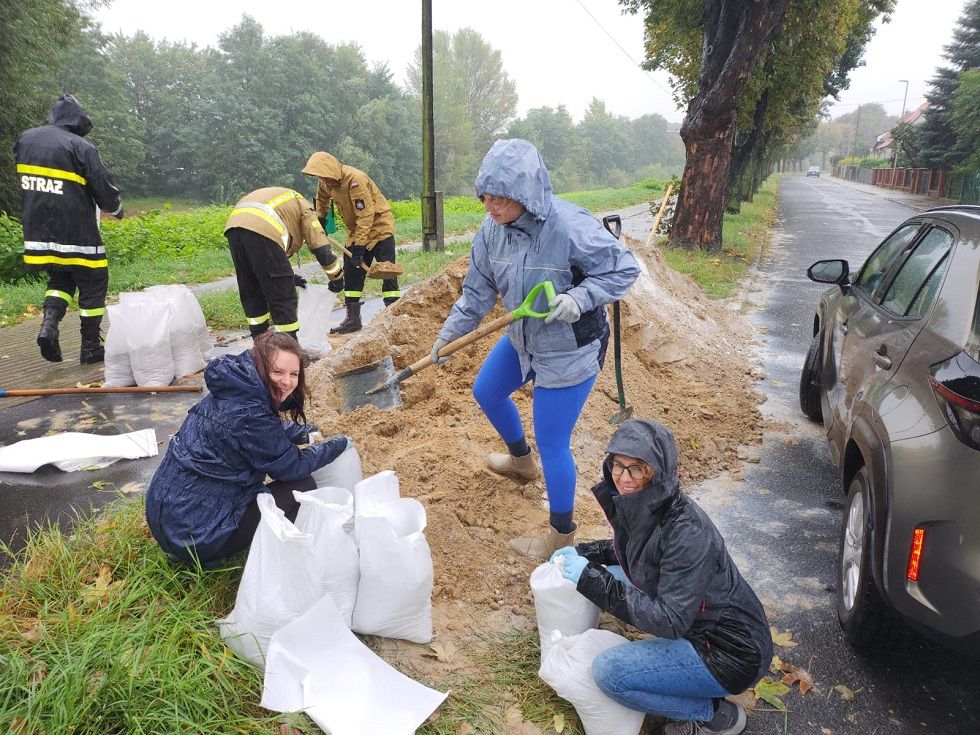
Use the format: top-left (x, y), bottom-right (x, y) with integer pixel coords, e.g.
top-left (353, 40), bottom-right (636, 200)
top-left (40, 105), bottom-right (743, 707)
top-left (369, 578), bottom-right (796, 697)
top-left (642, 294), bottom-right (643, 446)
top-left (311, 442), bottom-right (363, 491)
top-left (103, 304), bottom-right (136, 387)
top-left (351, 472), bottom-right (433, 643)
top-left (538, 629), bottom-right (645, 735)
top-left (293, 486), bottom-right (359, 627)
top-left (217, 494), bottom-right (323, 668)
top-left (126, 301), bottom-right (175, 386)
top-left (146, 284), bottom-right (206, 376)
top-left (297, 284), bottom-right (336, 357)
top-left (531, 558), bottom-right (600, 658)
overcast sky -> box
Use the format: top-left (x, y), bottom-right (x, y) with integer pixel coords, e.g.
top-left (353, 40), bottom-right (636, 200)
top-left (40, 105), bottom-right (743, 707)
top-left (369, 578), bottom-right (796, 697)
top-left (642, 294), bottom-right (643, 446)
top-left (94, 0), bottom-right (969, 125)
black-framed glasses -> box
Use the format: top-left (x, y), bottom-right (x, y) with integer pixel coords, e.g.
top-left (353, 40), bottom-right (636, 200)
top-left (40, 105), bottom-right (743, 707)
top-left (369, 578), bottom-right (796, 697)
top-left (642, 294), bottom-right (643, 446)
top-left (609, 460), bottom-right (649, 480)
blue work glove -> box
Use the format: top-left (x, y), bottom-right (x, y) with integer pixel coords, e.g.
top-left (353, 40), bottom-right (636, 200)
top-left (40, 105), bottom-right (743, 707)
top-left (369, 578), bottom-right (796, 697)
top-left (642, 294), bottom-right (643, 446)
top-left (544, 293), bottom-right (582, 324)
top-left (293, 272), bottom-right (308, 289)
top-left (349, 244), bottom-right (366, 269)
top-left (559, 554), bottom-right (588, 584)
top-left (430, 337), bottom-right (451, 366)
top-left (550, 546), bottom-right (579, 564)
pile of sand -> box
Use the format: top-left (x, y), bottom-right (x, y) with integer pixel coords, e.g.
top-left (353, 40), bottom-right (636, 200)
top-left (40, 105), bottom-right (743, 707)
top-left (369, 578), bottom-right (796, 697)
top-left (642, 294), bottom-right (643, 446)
top-left (307, 238), bottom-right (763, 616)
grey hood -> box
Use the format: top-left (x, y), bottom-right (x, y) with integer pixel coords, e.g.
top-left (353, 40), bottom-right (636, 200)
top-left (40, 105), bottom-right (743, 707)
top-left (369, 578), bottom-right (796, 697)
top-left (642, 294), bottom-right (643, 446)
top-left (474, 139), bottom-right (553, 221)
top-left (48, 94), bottom-right (93, 137)
top-left (603, 419), bottom-right (681, 506)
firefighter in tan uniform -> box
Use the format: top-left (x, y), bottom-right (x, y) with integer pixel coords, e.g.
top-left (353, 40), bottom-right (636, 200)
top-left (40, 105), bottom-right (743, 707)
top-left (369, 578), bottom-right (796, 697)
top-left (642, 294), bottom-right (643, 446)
top-left (223, 187), bottom-right (343, 339)
top-left (302, 151), bottom-right (400, 334)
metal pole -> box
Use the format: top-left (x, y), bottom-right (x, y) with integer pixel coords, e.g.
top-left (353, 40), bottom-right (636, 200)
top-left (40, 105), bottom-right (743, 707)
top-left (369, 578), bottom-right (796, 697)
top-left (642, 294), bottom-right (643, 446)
top-left (421, 0), bottom-right (438, 252)
top-left (892, 79), bottom-right (910, 172)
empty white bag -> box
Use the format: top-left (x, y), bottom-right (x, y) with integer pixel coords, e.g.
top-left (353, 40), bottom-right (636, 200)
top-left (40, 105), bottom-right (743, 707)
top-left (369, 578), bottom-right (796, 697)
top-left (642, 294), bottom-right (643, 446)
top-left (126, 301), bottom-right (175, 386)
top-left (293, 486), bottom-right (359, 627)
top-left (351, 471), bottom-right (433, 643)
top-left (531, 558), bottom-right (600, 658)
top-left (217, 494), bottom-right (324, 668)
top-left (103, 304), bottom-right (136, 387)
top-left (145, 284), bottom-right (208, 375)
top-left (538, 629), bottom-right (645, 735)
top-left (311, 441), bottom-right (363, 491)
top-left (297, 283), bottom-right (336, 357)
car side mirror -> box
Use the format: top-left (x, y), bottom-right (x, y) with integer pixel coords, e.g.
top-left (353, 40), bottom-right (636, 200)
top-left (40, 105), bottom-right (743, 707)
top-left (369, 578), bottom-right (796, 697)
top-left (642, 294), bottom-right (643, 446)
top-left (807, 259), bottom-right (850, 287)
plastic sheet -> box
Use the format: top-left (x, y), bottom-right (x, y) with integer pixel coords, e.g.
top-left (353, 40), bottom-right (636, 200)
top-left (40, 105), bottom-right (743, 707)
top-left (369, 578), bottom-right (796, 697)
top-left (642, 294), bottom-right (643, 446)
top-left (0, 429), bottom-right (158, 473)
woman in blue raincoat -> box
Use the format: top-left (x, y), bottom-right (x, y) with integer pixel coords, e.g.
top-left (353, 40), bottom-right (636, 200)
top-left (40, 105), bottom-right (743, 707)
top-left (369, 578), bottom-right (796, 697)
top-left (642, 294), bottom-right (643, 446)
top-left (431, 139), bottom-right (640, 560)
top-left (146, 332), bottom-right (349, 566)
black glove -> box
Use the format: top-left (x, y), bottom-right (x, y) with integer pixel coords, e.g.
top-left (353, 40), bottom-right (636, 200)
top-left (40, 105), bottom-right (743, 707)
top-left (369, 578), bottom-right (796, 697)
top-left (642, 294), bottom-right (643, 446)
top-left (318, 216), bottom-right (327, 231)
top-left (350, 244), bottom-right (366, 269)
top-left (293, 273), bottom-right (308, 289)
top-left (328, 276), bottom-right (345, 293)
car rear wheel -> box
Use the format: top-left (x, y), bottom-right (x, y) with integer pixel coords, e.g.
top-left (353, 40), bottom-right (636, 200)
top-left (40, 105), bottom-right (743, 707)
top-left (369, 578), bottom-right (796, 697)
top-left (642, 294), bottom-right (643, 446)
top-left (799, 332), bottom-right (823, 422)
top-left (836, 467), bottom-right (906, 651)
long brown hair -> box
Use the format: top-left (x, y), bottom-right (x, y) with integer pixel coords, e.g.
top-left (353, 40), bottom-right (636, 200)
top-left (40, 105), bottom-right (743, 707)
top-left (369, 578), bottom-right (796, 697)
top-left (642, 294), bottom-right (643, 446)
top-left (251, 332), bottom-right (310, 423)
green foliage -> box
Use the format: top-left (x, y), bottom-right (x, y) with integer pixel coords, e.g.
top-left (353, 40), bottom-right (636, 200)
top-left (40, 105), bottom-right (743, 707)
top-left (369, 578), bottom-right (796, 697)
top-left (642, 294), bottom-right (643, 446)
top-left (837, 155), bottom-right (889, 169)
top-left (950, 69), bottom-right (980, 170)
top-left (0, 214), bottom-right (26, 284)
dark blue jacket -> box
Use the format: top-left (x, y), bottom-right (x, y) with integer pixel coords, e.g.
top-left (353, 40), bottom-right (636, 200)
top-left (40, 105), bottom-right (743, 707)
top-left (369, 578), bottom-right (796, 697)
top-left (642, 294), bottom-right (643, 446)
top-left (145, 351), bottom-right (346, 564)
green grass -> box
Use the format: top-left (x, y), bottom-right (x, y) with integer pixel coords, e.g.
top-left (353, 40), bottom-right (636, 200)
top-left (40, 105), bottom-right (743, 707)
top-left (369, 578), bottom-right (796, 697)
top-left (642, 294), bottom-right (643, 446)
top-left (125, 197), bottom-right (208, 214)
top-left (661, 176), bottom-right (779, 299)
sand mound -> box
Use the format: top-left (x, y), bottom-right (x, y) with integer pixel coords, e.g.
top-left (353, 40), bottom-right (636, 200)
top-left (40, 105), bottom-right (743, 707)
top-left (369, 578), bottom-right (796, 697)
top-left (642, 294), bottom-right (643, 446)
top-left (307, 237), bottom-right (763, 612)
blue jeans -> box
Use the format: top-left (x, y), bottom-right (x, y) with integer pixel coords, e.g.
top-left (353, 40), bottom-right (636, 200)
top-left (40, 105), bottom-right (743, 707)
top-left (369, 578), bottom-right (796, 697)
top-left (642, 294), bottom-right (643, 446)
top-left (472, 336), bottom-right (596, 515)
top-left (592, 565), bottom-right (728, 722)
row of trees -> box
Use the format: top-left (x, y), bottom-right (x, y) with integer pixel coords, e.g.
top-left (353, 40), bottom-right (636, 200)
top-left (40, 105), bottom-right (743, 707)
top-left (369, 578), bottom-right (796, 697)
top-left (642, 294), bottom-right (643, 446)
top-left (0, 7), bottom-right (684, 216)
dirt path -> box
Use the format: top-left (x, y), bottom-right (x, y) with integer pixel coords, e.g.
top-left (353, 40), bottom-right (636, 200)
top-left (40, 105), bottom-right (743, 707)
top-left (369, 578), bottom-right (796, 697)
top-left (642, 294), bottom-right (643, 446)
top-left (306, 236), bottom-right (765, 703)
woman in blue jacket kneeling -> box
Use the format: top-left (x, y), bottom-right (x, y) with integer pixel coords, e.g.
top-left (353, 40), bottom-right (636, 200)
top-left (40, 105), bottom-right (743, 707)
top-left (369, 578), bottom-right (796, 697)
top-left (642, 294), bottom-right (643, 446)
top-left (553, 419), bottom-right (772, 735)
top-left (146, 332), bottom-right (349, 566)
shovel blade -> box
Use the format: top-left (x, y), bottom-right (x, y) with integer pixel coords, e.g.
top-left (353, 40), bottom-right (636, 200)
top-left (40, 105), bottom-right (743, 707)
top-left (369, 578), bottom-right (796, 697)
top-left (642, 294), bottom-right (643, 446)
top-left (335, 355), bottom-right (403, 412)
top-left (608, 405), bottom-right (634, 425)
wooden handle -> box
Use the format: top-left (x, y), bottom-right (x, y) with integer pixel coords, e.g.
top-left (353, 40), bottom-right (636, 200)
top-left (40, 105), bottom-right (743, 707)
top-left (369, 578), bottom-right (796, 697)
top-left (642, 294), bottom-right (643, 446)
top-left (327, 236), bottom-right (371, 273)
top-left (406, 312), bottom-right (518, 376)
top-left (0, 385), bottom-right (202, 397)
top-left (645, 182), bottom-right (674, 248)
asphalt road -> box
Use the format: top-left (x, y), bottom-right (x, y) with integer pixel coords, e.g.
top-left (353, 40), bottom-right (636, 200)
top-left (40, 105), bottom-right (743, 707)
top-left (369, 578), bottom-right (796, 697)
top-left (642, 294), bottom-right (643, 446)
top-left (697, 174), bottom-right (980, 734)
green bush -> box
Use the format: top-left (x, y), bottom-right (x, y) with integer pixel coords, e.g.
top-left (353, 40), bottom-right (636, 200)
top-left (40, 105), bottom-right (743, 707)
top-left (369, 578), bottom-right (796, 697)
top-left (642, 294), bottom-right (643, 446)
top-left (0, 213), bottom-right (24, 283)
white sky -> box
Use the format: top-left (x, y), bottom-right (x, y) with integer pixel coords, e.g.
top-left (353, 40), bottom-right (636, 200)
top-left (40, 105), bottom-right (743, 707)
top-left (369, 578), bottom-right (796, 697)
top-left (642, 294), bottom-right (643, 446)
top-left (94, 0), bottom-right (969, 125)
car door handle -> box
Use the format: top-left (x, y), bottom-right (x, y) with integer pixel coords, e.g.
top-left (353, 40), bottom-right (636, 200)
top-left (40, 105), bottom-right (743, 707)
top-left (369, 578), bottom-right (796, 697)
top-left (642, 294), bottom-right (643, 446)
top-left (873, 349), bottom-right (892, 370)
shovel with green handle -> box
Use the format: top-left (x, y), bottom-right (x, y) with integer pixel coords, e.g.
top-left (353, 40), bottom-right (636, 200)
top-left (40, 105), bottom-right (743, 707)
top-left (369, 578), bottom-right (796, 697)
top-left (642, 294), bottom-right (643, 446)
top-left (336, 281), bottom-right (556, 412)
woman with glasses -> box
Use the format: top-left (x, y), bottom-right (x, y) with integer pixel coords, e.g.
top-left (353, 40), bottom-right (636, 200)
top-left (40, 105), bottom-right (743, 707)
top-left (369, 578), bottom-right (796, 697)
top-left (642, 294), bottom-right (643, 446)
top-left (551, 419), bottom-right (772, 735)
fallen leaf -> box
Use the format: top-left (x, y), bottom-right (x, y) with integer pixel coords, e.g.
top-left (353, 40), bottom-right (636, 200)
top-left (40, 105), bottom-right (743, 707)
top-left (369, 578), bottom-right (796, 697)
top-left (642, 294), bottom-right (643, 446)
top-left (278, 726), bottom-right (303, 735)
top-left (16, 430), bottom-right (26, 436)
top-left (504, 705), bottom-right (543, 735)
top-left (769, 655), bottom-right (785, 674)
top-left (780, 661), bottom-right (816, 695)
top-left (833, 683), bottom-right (856, 701)
top-left (81, 565), bottom-right (125, 605)
top-left (28, 665), bottom-right (48, 686)
top-left (770, 627), bottom-right (799, 648)
top-left (553, 713), bottom-right (566, 733)
top-left (10, 717), bottom-right (31, 735)
top-left (821, 728), bottom-right (832, 734)
top-left (90, 481), bottom-right (110, 490)
top-left (754, 678), bottom-right (790, 709)
top-left (457, 724), bottom-right (476, 735)
top-left (424, 640), bottom-right (458, 663)
top-left (21, 625), bottom-right (41, 643)
top-left (117, 482), bottom-right (145, 495)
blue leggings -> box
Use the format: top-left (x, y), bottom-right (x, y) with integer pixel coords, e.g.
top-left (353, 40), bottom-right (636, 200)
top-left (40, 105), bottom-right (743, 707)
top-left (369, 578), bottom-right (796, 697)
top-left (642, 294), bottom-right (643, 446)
top-left (472, 336), bottom-right (596, 515)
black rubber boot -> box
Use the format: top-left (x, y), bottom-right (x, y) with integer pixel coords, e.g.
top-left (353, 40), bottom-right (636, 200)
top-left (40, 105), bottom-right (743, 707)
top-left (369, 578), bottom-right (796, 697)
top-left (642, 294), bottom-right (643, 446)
top-left (330, 301), bottom-right (362, 334)
top-left (79, 316), bottom-right (105, 364)
top-left (383, 297), bottom-right (399, 307)
top-left (37, 305), bottom-right (65, 362)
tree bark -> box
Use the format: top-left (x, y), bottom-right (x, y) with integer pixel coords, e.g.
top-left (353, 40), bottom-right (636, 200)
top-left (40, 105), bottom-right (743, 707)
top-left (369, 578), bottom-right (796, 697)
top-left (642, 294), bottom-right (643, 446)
top-left (669, 0), bottom-right (789, 251)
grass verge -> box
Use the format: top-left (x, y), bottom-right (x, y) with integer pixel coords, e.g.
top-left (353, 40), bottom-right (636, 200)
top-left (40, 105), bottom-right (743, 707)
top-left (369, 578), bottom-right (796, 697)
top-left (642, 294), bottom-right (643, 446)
top-left (661, 175), bottom-right (779, 299)
top-left (0, 498), bottom-right (584, 734)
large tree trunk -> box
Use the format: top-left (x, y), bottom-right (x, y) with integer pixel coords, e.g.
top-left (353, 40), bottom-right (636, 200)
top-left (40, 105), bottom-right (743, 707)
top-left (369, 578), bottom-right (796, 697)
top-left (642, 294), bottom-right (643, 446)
top-left (669, 0), bottom-right (789, 252)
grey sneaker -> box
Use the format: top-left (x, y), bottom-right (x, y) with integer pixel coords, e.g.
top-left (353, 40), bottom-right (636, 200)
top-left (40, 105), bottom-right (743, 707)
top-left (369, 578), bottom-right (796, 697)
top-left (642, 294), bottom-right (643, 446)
top-left (662, 701), bottom-right (746, 735)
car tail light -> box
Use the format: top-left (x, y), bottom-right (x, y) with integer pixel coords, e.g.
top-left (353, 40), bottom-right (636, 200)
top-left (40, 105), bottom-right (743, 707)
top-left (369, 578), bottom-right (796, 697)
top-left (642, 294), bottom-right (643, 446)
top-left (929, 351), bottom-right (980, 451)
top-left (906, 527), bottom-right (926, 581)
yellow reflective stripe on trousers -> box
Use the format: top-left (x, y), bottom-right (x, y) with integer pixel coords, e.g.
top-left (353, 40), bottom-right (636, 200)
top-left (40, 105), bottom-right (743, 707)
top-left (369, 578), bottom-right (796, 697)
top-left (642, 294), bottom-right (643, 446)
top-left (274, 321), bottom-right (299, 332)
top-left (16, 164), bottom-right (86, 186)
top-left (44, 289), bottom-right (73, 304)
top-left (79, 306), bottom-right (106, 317)
top-left (382, 290), bottom-right (402, 298)
top-left (343, 290), bottom-right (363, 298)
top-left (246, 312), bottom-right (271, 325)
top-left (24, 255), bottom-right (108, 268)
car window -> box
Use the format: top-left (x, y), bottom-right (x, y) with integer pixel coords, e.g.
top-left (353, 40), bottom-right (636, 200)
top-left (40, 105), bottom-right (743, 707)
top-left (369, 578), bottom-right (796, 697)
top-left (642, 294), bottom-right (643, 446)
top-left (905, 253), bottom-right (950, 318)
top-left (881, 227), bottom-right (954, 316)
top-left (855, 224), bottom-right (923, 297)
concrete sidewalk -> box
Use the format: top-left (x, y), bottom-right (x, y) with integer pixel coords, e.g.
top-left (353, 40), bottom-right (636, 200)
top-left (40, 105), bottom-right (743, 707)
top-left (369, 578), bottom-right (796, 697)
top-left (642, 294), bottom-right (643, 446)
top-left (821, 174), bottom-right (957, 211)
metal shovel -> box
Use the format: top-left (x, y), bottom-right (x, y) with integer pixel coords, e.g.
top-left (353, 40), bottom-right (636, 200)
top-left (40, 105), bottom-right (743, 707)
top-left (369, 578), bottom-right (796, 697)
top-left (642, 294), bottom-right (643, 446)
top-left (334, 280), bottom-right (556, 412)
top-left (327, 236), bottom-right (404, 280)
top-left (603, 214), bottom-right (633, 425)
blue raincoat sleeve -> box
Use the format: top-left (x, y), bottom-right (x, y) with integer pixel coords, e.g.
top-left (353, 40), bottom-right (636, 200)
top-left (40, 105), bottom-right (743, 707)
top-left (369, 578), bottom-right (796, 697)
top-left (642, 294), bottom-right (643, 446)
top-left (564, 213), bottom-right (639, 313)
top-left (281, 420), bottom-right (318, 445)
top-left (241, 415), bottom-right (345, 482)
top-left (438, 227), bottom-right (500, 342)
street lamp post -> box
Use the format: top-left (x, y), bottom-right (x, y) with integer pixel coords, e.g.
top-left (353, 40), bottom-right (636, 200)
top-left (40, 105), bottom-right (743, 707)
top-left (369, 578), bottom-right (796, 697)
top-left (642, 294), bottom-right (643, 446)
top-left (892, 79), bottom-right (910, 179)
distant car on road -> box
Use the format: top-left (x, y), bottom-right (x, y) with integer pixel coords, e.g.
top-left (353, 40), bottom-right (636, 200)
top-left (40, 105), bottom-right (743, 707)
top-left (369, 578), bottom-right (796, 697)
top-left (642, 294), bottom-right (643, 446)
top-left (799, 204), bottom-right (980, 654)
top-left (807, 166), bottom-right (821, 177)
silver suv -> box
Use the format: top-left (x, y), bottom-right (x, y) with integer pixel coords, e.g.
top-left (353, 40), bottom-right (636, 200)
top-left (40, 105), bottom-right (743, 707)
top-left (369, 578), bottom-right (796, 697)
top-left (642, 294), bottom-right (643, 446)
top-left (800, 205), bottom-right (980, 653)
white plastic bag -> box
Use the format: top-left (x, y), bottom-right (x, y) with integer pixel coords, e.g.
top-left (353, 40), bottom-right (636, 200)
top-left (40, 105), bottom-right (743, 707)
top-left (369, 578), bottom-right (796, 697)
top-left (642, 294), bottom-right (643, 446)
top-left (538, 629), bottom-right (645, 735)
top-left (217, 494), bottom-right (324, 668)
top-left (146, 284), bottom-right (208, 375)
top-left (297, 284), bottom-right (336, 357)
top-left (126, 301), bottom-right (175, 386)
top-left (311, 442), bottom-right (363, 491)
top-left (103, 304), bottom-right (136, 387)
top-left (351, 472), bottom-right (433, 643)
top-left (293, 486), bottom-right (359, 627)
top-left (531, 559), bottom-right (600, 658)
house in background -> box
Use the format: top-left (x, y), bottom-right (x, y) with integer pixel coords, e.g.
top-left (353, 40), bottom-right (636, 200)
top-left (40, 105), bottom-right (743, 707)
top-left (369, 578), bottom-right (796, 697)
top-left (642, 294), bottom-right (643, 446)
top-left (870, 101), bottom-right (929, 159)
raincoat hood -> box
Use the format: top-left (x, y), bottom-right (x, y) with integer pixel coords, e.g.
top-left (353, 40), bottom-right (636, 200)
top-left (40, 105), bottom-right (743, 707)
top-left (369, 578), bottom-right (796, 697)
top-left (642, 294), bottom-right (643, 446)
top-left (603, 419), bottom-right (681, 506)
top-left (302, 151), bottom-right (342, 180)
top-left (203, 351), bottom-right (272, 407)
top-left (47, 94), bottom-right (92, 137)
top-left (475, 139), bottom-right (553, 221)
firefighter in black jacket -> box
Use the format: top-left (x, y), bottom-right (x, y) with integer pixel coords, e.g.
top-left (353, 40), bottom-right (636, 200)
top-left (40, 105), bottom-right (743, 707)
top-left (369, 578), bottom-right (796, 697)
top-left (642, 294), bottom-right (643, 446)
top-left (15, 94), bottom-right (124, 364)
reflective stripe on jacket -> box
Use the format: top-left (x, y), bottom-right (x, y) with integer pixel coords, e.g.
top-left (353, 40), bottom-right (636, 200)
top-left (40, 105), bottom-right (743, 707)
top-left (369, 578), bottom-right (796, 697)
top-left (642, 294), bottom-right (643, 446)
top-left (15, 95), bottom-right (121, 270)
top-left (224, 187), bottom-right (331, 259)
